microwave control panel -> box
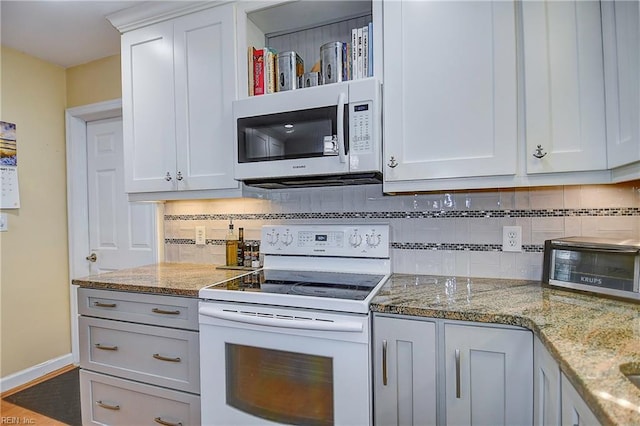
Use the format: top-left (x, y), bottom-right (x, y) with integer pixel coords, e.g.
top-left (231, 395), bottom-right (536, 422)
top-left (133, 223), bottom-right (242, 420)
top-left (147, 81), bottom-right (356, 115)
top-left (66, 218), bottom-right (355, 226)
top-left (349, 101), bottom-right (373, 153)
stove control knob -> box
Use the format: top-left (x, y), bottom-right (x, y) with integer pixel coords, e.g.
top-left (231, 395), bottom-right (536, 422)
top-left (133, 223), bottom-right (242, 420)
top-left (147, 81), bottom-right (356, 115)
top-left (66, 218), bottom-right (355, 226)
top-left (349, 231), bottom-right (363, 248)
top-left (282, 231), bottom-right (294, 246)
top-left (366, 231), bottom-right (382, 248)
top-left (266, 230), bottom-right (279, 246)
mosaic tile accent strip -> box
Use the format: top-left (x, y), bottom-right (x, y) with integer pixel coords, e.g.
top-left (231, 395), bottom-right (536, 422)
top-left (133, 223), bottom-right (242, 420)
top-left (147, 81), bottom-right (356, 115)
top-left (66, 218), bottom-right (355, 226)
top-left (165, 239), bottom-right (544, 253)
top-left (165, 207), bottom-right (640, 221)
top-left (391, 242), bottom-right (544, 253)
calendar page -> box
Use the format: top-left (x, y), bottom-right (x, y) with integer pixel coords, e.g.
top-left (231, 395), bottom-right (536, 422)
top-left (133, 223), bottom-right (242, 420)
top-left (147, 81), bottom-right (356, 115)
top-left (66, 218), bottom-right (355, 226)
top-left (1, 121), bottom-right (20, 209)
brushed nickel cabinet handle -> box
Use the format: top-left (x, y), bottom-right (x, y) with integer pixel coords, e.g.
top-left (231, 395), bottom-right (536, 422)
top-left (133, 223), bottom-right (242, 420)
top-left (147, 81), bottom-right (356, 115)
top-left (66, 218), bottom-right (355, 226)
top-left (382, 339), bottom-right (388, 386)
top-left (94, 301), bottom-right (116, 308)
top-left (154, 417), bottom-right (183, 426)
top-left (95, 343), bottom-right (118, 351)
top-left (152, 308), bottom-right (181, 315)
top-left (97, 400), bottom-right (120, 410)
top-left (455, 349), bottom-right (461, 399)
top-left (153, 353), bottom-right (181, 363)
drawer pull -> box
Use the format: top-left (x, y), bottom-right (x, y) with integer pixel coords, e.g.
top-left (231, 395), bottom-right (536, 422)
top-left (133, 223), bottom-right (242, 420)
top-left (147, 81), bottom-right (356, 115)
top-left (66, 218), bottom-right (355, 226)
top-left (153, 353), bottom-right (181, 363)
top-left (95, 343), bottom-right (118, 351)
top-left (154, 417), bottom-right (183, 426)
top-left (152, 308), bottom-right (181, 315)
top-left (94, 301), bottom-right (117, 308)
top-left (96, 400), bottom-right (120, 411)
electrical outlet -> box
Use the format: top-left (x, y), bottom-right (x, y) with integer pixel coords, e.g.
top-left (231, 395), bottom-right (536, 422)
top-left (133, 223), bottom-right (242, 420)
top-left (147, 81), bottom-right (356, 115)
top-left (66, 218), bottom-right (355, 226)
top-left (195, 226), bottom-right (206, 245)
top-left (502, 225), bottom-right (522, 252)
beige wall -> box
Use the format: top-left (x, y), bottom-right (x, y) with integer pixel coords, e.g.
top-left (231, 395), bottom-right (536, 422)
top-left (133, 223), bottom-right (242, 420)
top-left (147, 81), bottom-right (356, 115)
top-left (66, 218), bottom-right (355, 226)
top-left (0, 48), bottom-right (122, 378)
top-left (66, 54), bottom-right (121, 108)
top-left (0, 46), bottom-right (70, 376)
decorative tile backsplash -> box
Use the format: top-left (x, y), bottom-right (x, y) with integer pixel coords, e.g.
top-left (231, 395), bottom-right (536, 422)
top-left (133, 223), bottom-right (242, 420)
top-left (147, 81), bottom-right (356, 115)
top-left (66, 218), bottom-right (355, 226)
top-left (163, 182), bottom-right (640, 280)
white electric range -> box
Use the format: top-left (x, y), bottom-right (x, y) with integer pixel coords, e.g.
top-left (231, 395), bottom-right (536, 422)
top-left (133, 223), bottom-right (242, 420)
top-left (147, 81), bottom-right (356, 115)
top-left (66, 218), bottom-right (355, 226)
top-left (199, 224), bottom-right (390, 425)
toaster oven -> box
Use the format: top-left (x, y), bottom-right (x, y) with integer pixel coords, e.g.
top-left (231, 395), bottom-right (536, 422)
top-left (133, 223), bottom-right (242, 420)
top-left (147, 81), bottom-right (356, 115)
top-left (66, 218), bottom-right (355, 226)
top-left (542, 237), bottom-right (640, 302)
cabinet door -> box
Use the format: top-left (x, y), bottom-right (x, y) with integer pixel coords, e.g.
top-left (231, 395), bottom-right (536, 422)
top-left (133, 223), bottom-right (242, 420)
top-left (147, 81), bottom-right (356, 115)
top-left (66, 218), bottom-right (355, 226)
top-left (121, 21), bottom-right (178, 192)
top-left (373, 316), bottom-right (437, 426)
top-left (534, 337), bottom-right (561, 426)
top-left (173, 4), bottom-right (239, 191)
top-left (444, 324), bottom-right (533, 426)
top-left (383, 0), bottom-right (517, 186)
top-left (602, 0), bottom-right (640, 169)
top-left (522, 0), bottom-right (607, 174)
top-left (561, 373), bottom-right (601, 426)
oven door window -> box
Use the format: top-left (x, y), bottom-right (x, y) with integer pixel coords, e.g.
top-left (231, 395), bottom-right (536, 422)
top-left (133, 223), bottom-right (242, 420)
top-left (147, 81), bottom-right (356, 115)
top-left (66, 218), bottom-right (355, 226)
top-left (226, 343), bottom-right (333, 426)
top-left (237, 106), bottom-right (349, 163)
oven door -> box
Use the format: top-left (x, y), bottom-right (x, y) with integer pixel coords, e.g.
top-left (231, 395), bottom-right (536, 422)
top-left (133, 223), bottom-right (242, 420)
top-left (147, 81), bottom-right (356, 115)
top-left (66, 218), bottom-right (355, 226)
top-left (199, 301), bottom-right (371, 426)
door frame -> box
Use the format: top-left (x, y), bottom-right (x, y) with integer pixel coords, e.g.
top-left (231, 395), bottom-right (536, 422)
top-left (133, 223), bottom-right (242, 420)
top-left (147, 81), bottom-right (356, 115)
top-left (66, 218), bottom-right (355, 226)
top-left (65, 99), bottom-right (162, 363)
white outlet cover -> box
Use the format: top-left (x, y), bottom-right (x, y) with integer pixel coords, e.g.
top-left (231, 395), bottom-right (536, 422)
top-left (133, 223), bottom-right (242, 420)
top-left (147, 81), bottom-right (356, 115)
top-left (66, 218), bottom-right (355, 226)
top-left (195, 226), bottom-right (206, 245)
top-left (502, 225), bottom-right (522, 252)
top-left (0, 213), bottom-right (7, 232)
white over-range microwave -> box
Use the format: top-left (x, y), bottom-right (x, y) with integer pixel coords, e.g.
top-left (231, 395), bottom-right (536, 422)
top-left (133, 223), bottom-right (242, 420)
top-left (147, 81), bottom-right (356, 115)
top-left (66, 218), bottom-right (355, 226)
top-left (233, 78), bottom-right (382, 189)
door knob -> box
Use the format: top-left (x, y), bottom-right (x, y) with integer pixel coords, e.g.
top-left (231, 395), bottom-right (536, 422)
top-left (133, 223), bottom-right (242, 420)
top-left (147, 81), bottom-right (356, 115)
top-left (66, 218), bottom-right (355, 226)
top-left (86, 253), bottom-right (97, 262)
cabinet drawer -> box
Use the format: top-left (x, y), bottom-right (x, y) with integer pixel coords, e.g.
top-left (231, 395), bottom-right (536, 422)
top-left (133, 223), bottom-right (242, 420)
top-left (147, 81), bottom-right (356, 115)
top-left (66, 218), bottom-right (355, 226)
top-left (78, 288), bottom-right (199, 330)
top-left (79, 317), bottom-right (199, 393)
top-left (80, 369), bottom-right (200, 426)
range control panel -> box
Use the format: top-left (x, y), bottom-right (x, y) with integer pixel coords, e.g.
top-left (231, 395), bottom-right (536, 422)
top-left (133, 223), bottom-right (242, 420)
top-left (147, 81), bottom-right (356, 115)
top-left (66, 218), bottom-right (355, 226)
top-left (261, 224), bottom-right (389, 258)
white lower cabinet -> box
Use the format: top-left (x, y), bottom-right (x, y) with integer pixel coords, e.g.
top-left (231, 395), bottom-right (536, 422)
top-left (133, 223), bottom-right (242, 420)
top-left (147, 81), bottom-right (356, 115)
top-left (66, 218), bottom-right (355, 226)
top-left (80, 370), bottom-right (200, 426)
top-left (373, 315), bottom-right (437, 425)
top-left (77, 288), bottom-right (200, 425)
top-left (444, 323), bottom-right (533, 426)
top-left (373, 316), bottom-right (533, 426)
top-left (561, 374), bottom-right (600, 426)
top-left (534, 337), bottom-right (561, 426)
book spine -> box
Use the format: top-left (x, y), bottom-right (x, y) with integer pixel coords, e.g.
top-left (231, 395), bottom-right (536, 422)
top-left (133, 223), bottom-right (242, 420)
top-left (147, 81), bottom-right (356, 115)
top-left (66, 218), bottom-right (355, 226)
top-left (248, 47), bottom-right (254, 96)
top-left (351, 28), bottom-right (358, 80)
top-left (357, 27), bottom-right (363, 79)
top-left (368, 22), bottom-right (373, 77)
top-left (264, 48), bottom-right (275, 94)
top-left (253, 48), bottom-right (265, 96)
top-left (362, 26), bottom-right (369, 79)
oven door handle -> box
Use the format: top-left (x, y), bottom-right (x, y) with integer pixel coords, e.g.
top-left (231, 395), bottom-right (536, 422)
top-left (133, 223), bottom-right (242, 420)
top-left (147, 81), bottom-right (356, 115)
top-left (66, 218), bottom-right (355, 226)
top-left (199, 307), bottom-right (363, 332)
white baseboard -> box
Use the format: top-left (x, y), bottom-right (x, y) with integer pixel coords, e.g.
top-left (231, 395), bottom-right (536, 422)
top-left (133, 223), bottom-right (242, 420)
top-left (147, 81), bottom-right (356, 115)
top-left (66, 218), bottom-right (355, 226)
top-left (0, 353), bottom-right (75, 393)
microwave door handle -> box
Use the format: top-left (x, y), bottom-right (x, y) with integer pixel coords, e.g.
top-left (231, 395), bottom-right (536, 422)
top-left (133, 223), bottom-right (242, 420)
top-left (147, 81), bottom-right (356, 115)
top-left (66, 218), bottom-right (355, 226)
top-left (337, 92), bottom-right (347, 163)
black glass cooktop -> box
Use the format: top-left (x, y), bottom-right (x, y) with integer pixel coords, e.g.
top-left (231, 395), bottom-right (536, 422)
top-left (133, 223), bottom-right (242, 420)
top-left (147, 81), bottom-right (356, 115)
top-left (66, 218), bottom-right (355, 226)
top-left (210, 269), bottom-right (386, 301)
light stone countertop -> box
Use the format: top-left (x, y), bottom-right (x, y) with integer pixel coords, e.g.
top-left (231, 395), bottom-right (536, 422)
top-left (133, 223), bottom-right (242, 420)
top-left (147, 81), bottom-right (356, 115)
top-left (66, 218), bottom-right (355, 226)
top-left (72, 264), bottom-right (640, 424)
top-left (71, 262), bottom-right (251, 297)
top-left (370, 274), bottom-right (640, 426)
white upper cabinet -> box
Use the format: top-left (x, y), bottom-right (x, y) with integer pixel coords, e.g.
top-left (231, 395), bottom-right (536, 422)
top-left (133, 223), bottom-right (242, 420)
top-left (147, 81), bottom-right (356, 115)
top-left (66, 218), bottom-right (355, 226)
top-left (383, 0), bottom-right (518, 190)
top-left (119, 4), bottom-right (239, 197)
top-left (522, 0), bottom-right (607, 174)
top-left (602, 0), bottom-right (640, 174)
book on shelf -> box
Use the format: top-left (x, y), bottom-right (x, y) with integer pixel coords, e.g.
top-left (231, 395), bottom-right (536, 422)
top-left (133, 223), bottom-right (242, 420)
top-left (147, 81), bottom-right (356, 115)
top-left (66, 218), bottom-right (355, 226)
top-left (350, 22), bottom-right (373, 80)
top-left (367, 21), bottom-right (373, 77)
top-left (249, 46), bottom-right (277, 96)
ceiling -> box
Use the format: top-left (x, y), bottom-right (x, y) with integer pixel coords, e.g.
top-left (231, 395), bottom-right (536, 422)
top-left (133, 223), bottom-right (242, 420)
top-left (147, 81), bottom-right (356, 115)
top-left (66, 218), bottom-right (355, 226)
top-left (1, 1), bottom-right (142, 68)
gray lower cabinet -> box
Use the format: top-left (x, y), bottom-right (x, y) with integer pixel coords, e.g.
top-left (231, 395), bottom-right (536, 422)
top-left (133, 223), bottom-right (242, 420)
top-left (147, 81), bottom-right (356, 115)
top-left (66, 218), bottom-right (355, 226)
top-left (77, 288), bottom-right (200, 425)
top-left (534, 336), bottom-right (562, 425)
top-left (373, 315), bottom-right (437, 425)
top-left (444, 323), bottom-right (533, 425)
top-left (560, 373), bottom-right (600, 426)
top-left (373, 315), bottom-right (533, 426)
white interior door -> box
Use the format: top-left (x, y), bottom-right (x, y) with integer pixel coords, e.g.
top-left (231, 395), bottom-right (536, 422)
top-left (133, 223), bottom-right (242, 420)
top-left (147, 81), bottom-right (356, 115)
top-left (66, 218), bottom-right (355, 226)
top-left (86, 117), bottom-right (156, 273)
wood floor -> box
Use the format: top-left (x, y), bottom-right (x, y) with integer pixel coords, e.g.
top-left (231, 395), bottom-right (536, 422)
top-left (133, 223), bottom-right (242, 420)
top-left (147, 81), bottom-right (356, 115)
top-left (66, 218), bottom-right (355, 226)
top-left (0, 365), bottom-right (76, 425)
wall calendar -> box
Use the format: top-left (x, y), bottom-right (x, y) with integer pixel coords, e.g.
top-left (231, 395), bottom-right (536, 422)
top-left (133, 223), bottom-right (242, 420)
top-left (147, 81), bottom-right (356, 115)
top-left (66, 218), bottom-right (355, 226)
top-left (1, 121), bottom-right (20, 209)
